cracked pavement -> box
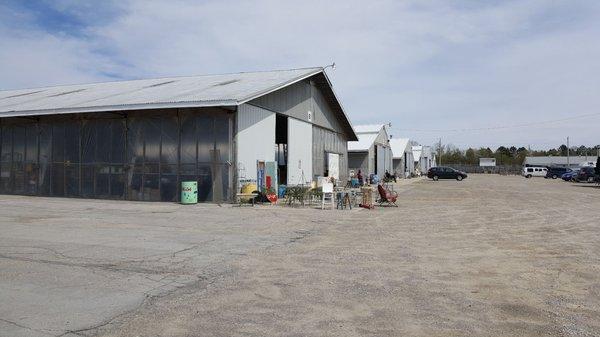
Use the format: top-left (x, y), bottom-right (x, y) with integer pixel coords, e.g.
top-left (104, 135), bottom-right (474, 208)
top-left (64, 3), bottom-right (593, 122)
top-left (0, 196), bottom-right (325, 337)
top-left (1, 176), bottom-right (600, 336)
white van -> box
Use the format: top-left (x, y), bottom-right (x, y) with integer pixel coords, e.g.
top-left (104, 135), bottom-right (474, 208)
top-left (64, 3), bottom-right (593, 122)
top-left (522, 166), bottom-right (547, 178)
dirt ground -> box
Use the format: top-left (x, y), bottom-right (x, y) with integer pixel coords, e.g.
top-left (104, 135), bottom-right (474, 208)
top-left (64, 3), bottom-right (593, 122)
top-left (1, 175), bottom-right (599, 337)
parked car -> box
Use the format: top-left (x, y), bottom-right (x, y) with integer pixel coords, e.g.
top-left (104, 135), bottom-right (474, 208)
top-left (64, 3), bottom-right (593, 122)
top-left (427, 167), bottom-right (468, 181)
top-left (545, 167), bottom-right (571, 179)
top-left (561, 169), bottom-right (580, 181)
top-left (522, 166), bottom-right (547, 178)
top-left (573, 166), bottom-right (597, 183)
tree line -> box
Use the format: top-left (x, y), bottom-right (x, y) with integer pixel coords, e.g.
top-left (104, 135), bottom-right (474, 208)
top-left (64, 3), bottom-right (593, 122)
top-left (433, 144), bottom-right (600, 166)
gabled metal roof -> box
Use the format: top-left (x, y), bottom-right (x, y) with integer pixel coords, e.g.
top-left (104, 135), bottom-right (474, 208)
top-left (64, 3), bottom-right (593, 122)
top-left (348, 123), bottom-right (392, 151)
top-left (353, 124), bottom-right (386, 134)
top-left (412, 145), bottom-right (423, 161)
top-left (0, 67), bottom-right (322, 116)
top-left (389, 138), bottom-right (411, 158)
top-left (348, 133), bottom-right (378, 152)
top-left (6, 66), bottom-right (302, 110)
top-left (0, 66), bottom-right (358, 140)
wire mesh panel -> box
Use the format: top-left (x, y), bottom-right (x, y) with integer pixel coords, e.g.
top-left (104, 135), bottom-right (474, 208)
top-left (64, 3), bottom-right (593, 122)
top-left (160, 115), bottom-right (179, 202)
top-left (12, 126), bottom-right (26, 194)
top-left (0, 108), bottom-right (232, 202)
top-left (65, 120), bottom-right (80, 197)
top-left (38, 123), bottom-right (52, 196)
top-left (0, 125), bottom-right (12, 193)
top-left (24, 124), bottom-right (39, 195)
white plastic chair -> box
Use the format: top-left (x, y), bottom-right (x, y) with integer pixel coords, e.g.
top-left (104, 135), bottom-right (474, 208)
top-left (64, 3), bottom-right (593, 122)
top-left (322, 182), bottom-right (334, 210)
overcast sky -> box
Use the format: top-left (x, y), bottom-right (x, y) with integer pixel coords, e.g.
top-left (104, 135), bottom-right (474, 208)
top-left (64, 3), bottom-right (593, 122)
top-left (1, 0), bottom-right (599, 149)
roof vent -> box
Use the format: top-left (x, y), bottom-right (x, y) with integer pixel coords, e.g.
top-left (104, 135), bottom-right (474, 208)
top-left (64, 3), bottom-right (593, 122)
top-left (49, 88), bottom-right (87, 97)
top-left (213, 79), bottom-right (240, 87)
top-left (146, 80), bottom-right (177, 88)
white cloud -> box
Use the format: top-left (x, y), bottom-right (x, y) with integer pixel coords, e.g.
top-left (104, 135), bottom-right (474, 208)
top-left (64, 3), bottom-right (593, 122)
top-left (1, 0), bottom-right (599, 148)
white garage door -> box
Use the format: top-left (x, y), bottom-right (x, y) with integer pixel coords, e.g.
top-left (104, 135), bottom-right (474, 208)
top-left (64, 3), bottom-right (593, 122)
top-left (327, 153), bottom-right (340, 180)
top-left (376, 145), bottom-right (386, 177)
top-left (287, 118), bottom-right (313, 185)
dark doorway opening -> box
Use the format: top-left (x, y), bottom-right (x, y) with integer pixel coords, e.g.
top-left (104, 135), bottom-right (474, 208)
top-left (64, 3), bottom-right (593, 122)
top-left (275, 114), bottom-right (288, 185)
top-left (374, 145), bottom-right (378, 175)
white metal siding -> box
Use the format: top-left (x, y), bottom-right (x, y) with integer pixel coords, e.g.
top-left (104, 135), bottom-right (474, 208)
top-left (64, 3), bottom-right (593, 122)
top-left (236, 104), bottom-right (275, 184)
top-left (287, 118), bottom-right (313, 185)
top-left (249, 79), bottom-right (346, 135)
top-left (312, 126), bottom-right (348, 182)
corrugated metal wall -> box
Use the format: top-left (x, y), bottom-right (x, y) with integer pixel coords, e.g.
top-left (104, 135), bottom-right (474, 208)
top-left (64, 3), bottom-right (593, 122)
top-left (348, 152), bottom-right (368, 175)
top-left (393, 158), bottom-right (404, 174)
top-left (312, 126), bottom-right (348, 182)
top-left (0, 108), bottom-right (233, 202)
top-left (311, 82), bottom-right (343, 134)
top-left (248, 79), bottom-right (345, 135)
top-left (247, 77), bottom-right (352, 184)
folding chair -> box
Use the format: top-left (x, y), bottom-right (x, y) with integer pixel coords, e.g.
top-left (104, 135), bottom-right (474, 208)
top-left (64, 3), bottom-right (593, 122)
top-left (322, 182), bottom-right (334, 209)
top-left (377, 184), bottom-right (398, 207)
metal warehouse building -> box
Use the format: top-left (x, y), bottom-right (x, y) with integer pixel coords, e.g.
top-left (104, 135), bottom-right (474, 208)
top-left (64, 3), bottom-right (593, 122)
top-left (389, 138), bottom-right (414, 177)
top-left (347, 124), bottom-right (393, 177)
top-left (0, 67), bottom-right (357, 202)
top-left (412, 145), bottom-right (436, 174)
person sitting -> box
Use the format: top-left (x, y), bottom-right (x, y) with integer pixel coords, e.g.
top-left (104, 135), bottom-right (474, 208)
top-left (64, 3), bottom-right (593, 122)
top-left (357, 170), bottom-right (363, 186)
top-left (384, 170), bottom-right (392, 181)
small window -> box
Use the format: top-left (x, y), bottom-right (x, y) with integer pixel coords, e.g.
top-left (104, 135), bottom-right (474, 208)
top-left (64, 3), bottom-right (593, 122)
top-left (527, 168), bottom-right (533, 172)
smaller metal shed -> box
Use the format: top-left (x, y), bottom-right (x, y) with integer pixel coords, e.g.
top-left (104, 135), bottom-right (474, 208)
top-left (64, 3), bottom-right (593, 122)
top-left (412, 145), bottom-right (436, 174)
top-left (389, 138), bottom-right (414, 177)
top-left (347, 124), bottom-right (392, 177)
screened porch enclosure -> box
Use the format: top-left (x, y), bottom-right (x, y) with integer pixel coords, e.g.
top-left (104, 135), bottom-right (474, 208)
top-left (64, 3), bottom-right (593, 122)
top-left (0, 108), bottom-right (233, 202)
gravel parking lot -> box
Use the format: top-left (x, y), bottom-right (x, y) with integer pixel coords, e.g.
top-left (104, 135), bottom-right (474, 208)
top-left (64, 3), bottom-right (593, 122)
top-left (1, 175), bottom-right (599, 337)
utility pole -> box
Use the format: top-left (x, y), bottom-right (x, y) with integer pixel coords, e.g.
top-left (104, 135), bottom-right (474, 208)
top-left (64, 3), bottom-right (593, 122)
top-left (567, 136), bottom-right (570, 167)
top-left (438, 138), bottom-right (442, 166)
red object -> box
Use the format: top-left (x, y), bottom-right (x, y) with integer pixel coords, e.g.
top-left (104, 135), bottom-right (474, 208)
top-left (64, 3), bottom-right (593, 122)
top-left (266, 176), bottom-right (272, 190)
top-left (266, 194), bottom-right (278, 203)
top-left (377, 184), bottom-right (398, 207)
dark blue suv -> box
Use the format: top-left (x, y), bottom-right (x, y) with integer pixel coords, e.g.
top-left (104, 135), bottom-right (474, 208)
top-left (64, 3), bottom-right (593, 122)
top-left (545, 167), bottom-right (571, 179)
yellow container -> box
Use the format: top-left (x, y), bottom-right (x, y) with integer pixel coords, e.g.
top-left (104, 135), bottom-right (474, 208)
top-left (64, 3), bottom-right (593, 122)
top-left (241, 183), bottom-right (258, 194)
top-left (240, 183), bottom-right (258, 202)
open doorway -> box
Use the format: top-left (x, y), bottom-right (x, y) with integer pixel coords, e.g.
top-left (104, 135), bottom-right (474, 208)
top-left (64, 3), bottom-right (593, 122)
top-left (275, 114), bottom-right (288, 185)
top-left (374, 145), bottom-right (378, 175)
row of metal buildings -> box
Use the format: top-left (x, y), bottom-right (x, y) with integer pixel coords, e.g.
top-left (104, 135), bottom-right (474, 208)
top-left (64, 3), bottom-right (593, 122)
top-left (0, 67), bottom-right (433, 202)
top-left (346, 124), bottom-right (435, 178)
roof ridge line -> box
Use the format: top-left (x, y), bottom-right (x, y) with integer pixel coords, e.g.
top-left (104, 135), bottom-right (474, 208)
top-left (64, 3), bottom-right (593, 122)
top-left (0, 66), bottom-right (324, 93)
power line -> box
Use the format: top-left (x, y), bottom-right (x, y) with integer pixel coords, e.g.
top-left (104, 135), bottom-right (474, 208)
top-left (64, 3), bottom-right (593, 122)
top-left (393, 111), bottom-right (600, 133)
